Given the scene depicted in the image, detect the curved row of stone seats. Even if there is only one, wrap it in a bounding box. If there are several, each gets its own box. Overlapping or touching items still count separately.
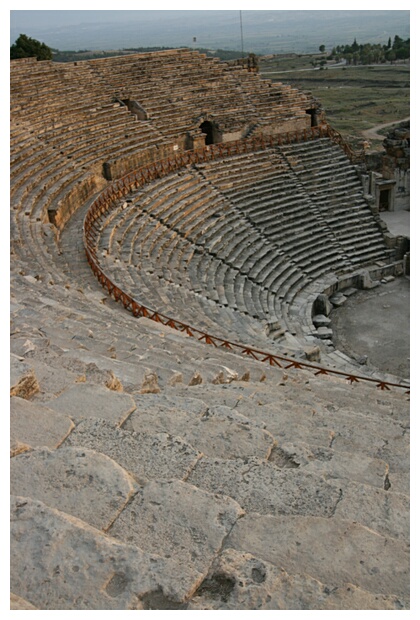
[11,104,167,176]
[98,230,276,347]
[86,50,313,142]
[92,139,395,345]
[10,59,171,181]
[91,190,275,345]
[199,141,390,269]
[92,156,325,337]
[93,167,308,333]
[196,149,353,281]
[11,73,170,279]
[280,139,390,265]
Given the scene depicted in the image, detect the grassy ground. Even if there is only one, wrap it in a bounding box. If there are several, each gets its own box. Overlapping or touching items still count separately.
[259,56,410,151]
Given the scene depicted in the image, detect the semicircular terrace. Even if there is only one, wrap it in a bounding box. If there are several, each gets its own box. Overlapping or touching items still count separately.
[10,51,409,611]
[84,129,405,386]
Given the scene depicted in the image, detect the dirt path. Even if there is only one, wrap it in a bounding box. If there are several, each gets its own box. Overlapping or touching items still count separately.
[362,117,409,141]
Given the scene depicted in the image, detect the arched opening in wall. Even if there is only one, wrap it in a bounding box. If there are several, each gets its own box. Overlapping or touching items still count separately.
[200,121,215,145]
[306,108,318,128]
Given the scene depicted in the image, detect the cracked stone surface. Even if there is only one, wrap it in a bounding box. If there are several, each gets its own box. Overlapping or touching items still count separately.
[128,398,275,459]
[10,396,74,456]
[64,417,201,483]
[44,383,136,424]
[330,479,409,541]
[186,548,407,610]
[274,441,390,488]
[244,399,409,470]
[10,495,166,610]
[10,447,137,530]
[108,479,244,601]
[227,513,409,603]
[187,456,342,517]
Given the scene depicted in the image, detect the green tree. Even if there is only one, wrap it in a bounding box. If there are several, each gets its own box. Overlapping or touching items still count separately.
[393,35,403,49]
[10,34,52,61]
[386,49,397,64]
[351,38,359,52]
[319,44,325,53]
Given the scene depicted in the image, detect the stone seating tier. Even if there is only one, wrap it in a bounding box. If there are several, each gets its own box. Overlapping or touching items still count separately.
[10,53,408,610]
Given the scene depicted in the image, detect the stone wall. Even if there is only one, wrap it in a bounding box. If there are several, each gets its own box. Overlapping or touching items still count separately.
[382,121,410,211]
[365,121,410,212]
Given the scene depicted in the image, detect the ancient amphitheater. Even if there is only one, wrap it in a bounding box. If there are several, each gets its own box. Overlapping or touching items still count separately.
[10,49,410,610]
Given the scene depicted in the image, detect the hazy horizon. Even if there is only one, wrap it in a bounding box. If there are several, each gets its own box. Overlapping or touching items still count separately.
[10,10,410,55]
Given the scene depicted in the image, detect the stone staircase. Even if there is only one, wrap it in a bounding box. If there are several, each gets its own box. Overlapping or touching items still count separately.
[11,326,409,609]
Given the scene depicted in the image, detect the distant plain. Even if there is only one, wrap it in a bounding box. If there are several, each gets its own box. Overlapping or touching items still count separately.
[259,56,409,150]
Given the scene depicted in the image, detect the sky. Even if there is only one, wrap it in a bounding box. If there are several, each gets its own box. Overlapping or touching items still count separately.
[8,7,410,54]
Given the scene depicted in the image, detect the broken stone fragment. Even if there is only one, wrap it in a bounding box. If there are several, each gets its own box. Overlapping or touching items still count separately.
[342,287,358,297]
[212,370,225,384]
[330,293,347,307]
[189,371,203,386]
[221,366,239,383]
[312,314,331,327]
[10,356,39,399]
[168,371,183,386]
[105,370,124,392]
[304,345,321,362]
[315,326,333,339]
[140,371,161,394]
[314,293,333,316]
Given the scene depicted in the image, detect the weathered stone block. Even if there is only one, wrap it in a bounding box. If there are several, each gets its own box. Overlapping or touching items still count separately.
[227,513,409,602]
[128,398,275,460]
[10,396,74,456]
[11,447,137,530]
[64,418,201,483]
[109,480,244,601]
[45,383,136,425]
[10,496,165,610]
[187,456,342,517]
[187,548,406,610]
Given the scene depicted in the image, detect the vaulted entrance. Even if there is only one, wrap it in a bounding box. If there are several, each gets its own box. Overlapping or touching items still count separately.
[200,121,215,145]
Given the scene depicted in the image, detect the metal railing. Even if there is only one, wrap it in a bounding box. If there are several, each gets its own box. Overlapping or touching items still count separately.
[83,128,408,394]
